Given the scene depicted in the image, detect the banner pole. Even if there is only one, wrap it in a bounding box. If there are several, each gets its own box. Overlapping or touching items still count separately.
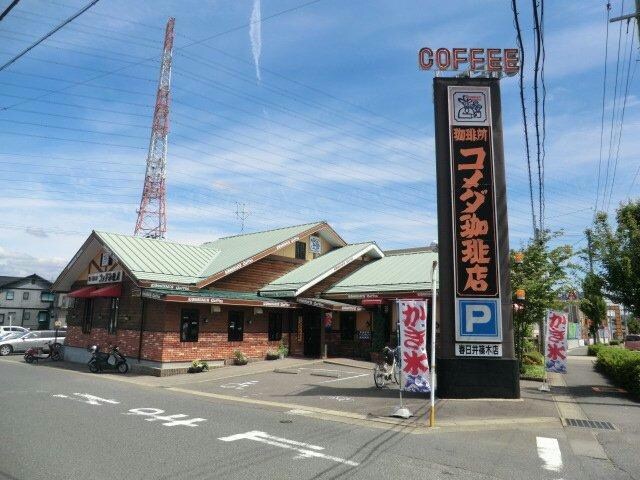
[429,260,438,427]
[539,311,550,392]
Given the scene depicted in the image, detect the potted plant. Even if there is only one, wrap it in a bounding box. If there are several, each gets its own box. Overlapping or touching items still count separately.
[188,359,209,373]
[277,340,289,359]
[233,349,248,365]
[265,350,279,360]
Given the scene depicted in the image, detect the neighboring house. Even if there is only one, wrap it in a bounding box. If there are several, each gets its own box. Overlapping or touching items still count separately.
[0,274,55,329]
[52,221,437,373]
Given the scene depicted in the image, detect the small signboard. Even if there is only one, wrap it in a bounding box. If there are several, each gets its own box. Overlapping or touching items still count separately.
[87,270,122,285]
[309,235,322,254]
[54,319,62,329]
[545,311,568,374]
[455,343,502,357]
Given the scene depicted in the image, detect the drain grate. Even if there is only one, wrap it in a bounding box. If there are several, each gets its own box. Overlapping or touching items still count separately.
[563,418,616,430]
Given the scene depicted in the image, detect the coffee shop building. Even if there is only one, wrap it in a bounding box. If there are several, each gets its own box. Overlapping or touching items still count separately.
[53,221,437,373]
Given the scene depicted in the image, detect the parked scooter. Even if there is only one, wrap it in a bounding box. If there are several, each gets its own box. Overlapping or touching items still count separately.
[87,345,128,374]
[24,342,63,363]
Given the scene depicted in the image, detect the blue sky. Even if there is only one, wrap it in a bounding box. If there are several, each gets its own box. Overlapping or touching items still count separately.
[0,0,638,280]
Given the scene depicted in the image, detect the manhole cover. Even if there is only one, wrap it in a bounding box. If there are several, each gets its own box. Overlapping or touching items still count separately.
[563,418,616,430]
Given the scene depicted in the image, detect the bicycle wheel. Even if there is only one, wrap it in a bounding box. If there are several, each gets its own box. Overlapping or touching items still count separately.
[393,362,402,385]
[373,364,387,388]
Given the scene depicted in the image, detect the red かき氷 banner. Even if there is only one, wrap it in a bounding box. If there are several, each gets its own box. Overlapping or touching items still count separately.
[397,300,431,393]
[545,311,568,374]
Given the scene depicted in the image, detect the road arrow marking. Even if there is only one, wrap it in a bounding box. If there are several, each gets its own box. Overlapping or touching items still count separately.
[218,430,358,466]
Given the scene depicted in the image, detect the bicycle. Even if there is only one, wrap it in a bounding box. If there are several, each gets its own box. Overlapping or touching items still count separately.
[373,346,401,388]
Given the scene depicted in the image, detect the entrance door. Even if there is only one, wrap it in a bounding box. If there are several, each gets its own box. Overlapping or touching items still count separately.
[303,309,321,357]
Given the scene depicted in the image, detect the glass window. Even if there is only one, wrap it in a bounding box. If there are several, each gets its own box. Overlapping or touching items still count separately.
[295,241,306,260]
[40,292,54,302]
[23,292,29,300]
[228,311,244,341]
[23,312,30,321]
[340,312,356,341]
[82,299,93,334]
[0,314,3,324]
[268,312,283,341]
[107,298,119,335]
[5,291,14,300]
[180,309,199,342]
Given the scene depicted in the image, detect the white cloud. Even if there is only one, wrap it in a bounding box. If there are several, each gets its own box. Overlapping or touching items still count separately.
[249,0,262,82]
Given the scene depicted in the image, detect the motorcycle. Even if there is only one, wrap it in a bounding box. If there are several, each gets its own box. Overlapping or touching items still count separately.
[24,342,63,363]
[87,345,128,374]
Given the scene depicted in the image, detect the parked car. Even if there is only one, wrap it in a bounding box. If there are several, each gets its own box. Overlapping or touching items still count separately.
[0,330,66,356]
[0,332,24,341]
[0,326,29,336]
[624,334,640,351]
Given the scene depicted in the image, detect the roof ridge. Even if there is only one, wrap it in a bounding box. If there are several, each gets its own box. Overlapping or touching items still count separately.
[208,221,325,242]
[95,231,219,250]
[385,251,437,256]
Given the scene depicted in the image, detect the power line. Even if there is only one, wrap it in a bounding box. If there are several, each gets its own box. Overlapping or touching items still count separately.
[606,18,636,211]
[0,0,21,21]
[511,0,537,234]
[0,0,101,72]
[532,0,544,231]
[595,2,612,215]
[602,0,626,211]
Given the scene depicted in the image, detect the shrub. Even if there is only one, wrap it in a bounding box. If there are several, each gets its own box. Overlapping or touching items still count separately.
[277,340,289,357]
[522,350,544,365]
[265,350,279,360]
[188,359,209,373]
[233,349,248,365]
[595,346,640,397]
[609,339,621,346]
[588,343,605,356]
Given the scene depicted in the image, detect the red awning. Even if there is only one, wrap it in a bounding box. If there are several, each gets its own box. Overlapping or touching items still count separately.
[89,284,122,298]
[361,298,383,306]
[68,286,96,298]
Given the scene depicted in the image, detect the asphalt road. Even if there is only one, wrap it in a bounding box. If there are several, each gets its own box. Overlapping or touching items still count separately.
[0,356,636,480]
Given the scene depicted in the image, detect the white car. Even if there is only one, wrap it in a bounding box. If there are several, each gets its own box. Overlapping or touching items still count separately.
[0,330,66,356]
[0,326,29,336]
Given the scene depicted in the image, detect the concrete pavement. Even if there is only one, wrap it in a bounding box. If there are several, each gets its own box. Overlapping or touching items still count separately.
[0,356,626,480]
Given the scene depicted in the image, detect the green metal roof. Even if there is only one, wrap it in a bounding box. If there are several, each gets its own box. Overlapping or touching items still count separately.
[324,251,438,294]
[95,231,220,284]
[198,221,326,278]
[260,242,383,296]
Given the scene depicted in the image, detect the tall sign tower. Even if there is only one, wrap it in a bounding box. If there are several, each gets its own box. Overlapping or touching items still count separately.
[134,17,175,239]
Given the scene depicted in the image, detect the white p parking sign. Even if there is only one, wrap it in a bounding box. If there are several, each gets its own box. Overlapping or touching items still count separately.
[455,298,502,342]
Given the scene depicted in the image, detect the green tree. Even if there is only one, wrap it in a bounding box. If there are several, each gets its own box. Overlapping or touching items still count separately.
[510,230,574,364]
[579,272,607,341]
[627,319,640,335]
[591,201,640,318]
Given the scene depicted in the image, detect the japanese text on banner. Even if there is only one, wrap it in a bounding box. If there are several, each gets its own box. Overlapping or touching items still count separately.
[545,311,568,374]
[398,300,430,393]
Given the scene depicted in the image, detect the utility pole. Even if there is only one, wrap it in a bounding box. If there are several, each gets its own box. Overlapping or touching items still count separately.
[610,0,640,43]
[586,228,594,273]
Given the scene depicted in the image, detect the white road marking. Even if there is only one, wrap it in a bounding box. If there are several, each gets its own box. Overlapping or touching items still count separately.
[287,409,312,416]
[536,436,563,472]
[52,393,120,406]
[220,380,259,390]
[126,408,206,427]
[321,395,354,402]
[318,373,368,384]
[218,430,359,466]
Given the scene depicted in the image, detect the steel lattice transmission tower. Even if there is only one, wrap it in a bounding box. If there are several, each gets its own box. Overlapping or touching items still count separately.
[134,17,175,238]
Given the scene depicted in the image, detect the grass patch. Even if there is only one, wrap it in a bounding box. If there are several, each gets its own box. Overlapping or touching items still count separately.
[520,364,545,381]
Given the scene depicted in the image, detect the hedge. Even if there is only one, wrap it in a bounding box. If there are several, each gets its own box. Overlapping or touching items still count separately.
[587,343,605,356]
[595,346,640,397]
